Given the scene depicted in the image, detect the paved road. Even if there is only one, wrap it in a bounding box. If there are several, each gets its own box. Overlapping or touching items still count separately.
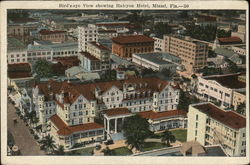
[7,102,45,155]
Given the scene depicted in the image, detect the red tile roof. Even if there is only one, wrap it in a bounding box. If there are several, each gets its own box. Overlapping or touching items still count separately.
[89,42,110,51]
[50,114,104,136]
[53,56,80,67]
[8,72,32,79]
[98,29,117,33]
[112,35,154,44]
[8,63,32,79]
[104,108,132,117]
[218,37,242,44]
[80,52,100,61]
[139,110,187,120]
[36,77,173,105]
[39,29,66,35]
[193,103,246,129]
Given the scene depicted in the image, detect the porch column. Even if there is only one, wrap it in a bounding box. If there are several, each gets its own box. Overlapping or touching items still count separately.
[107,118,110,134]
[104,118,106,131]
[114,118,117,133]
[122,117,125,125]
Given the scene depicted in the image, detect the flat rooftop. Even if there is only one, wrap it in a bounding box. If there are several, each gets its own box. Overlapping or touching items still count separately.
[204,73,246,89]
[133,52,181,65]
[112,35,154,44]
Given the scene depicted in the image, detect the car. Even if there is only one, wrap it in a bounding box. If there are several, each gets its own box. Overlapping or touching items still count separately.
[104,140,114,145]
[95,144,101,150]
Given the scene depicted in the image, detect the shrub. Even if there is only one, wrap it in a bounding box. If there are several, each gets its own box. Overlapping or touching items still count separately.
[34,134,39,140]
[29,129,34,134]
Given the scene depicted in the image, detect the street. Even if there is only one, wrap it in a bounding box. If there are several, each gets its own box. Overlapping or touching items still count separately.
[7,102,45,155]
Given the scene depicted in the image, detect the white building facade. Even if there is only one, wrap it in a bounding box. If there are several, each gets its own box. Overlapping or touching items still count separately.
[78,24,98,52]
[187,103,246,156]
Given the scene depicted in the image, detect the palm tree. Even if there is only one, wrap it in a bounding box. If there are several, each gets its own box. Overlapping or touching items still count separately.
[39,135,57,154]
[54,145,65,155]
[122,114,151,152]
[161,130,176,147]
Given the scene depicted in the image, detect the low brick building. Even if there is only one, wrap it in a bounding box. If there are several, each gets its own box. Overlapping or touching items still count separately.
[112,35,154,59]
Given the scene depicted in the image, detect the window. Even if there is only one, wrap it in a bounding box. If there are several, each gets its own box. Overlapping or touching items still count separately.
[196,115,198,120]
[243,133,245,137]
[117,97,119,101]
[75,105,77,109]
[196,122,198,128]
[195,130,197,136]
[79,111,82,116]
[86,111,88,115]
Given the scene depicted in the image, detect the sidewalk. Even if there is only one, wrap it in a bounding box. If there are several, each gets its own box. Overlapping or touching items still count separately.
[7,103,45,155]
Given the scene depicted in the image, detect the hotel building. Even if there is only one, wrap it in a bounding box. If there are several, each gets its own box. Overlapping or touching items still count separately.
[187,103,246,156]
[33,77,181,148]
[164,35,208,73]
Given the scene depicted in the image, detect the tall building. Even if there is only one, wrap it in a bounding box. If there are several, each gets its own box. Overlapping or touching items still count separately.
[78,24,98,52]
[187,102,246,156]
[164,35,208,73]
[112,35,154,59]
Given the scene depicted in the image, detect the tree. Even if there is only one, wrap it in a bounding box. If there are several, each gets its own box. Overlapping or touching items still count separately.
[178,90,200,110]
[225,59,239,73]
[160,68,173,77]
[154,22,172,38]
[39,135,57,154]
[141,68,157,77]
[102,146,114,156]
[122,114,152,152]
[208,49,217,58]
[199,66,223,76]
[33,60,53,78]
[25,110,38,127]
[54,145,65,155]
[161,130,176,147]
[236,103,245,115]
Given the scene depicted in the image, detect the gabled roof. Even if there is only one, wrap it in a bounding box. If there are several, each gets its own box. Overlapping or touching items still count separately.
[36,77,172,105]
[50,114,104,136]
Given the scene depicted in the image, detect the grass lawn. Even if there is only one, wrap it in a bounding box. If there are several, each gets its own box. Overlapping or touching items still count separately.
[67,147,94,156]
[112,147,132,156]
[142,142,167,151]
[170,129,187,142]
